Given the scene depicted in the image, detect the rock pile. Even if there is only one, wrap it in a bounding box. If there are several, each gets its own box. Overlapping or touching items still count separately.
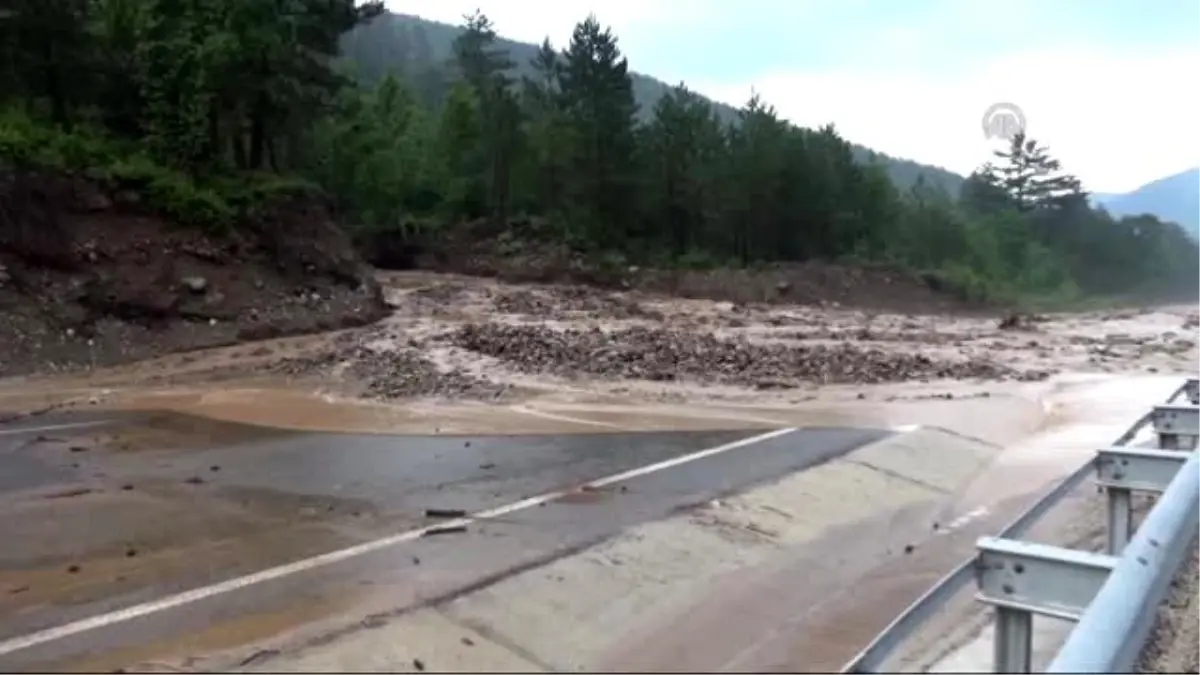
[270,345,509,401]
[448,323,1047,387]
[491,287,662,320]
[350,349,509,400]
[780,327,983,345]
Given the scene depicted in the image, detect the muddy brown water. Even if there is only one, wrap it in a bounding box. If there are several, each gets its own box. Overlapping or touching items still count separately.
[0,273,1193,672]
[0,274,1192,438]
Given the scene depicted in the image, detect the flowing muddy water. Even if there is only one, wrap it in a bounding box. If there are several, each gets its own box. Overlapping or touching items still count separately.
[0,272,1195,672]
[1,271,1194,437]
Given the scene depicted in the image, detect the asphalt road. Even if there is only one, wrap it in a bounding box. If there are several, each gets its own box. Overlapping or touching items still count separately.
[0,410,889,672]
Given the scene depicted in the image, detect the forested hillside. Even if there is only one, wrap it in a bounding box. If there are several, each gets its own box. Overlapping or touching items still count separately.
[1,2,1196,308]
[339,12,966,195]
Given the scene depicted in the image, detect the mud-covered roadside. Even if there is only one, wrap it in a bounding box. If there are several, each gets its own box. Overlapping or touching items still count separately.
[0,170,388,379]
[256,274,1198,399]
[8,271,1194,423]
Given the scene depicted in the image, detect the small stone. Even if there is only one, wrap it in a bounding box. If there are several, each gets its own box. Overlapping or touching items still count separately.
[181,276,208,294]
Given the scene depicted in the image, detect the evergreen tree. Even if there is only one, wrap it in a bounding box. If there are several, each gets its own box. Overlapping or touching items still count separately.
[980,132,1084,212]
[557,15,639,245]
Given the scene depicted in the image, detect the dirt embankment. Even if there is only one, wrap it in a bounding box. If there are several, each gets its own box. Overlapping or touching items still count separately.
[0,170,388,378]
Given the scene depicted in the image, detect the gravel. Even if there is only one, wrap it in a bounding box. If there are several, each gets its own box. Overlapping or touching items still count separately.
[270,344,510,401]
[490,287,663,320]
[447,323,1051,388]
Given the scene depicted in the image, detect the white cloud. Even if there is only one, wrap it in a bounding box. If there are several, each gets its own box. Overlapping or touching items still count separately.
[691,45,1200,193]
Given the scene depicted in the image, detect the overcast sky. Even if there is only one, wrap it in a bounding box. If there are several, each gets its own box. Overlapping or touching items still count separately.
[386,0,1199,193]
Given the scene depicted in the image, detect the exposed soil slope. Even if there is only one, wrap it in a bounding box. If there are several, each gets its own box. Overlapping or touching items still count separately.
[0,170,387,378]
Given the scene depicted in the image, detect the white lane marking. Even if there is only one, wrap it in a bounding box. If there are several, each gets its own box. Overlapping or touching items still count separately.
[937,506,991,535]
[0,420,114,437]
[0,426,797,656]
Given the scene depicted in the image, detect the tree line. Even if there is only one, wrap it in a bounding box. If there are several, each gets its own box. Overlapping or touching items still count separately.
[2,2,1196,303]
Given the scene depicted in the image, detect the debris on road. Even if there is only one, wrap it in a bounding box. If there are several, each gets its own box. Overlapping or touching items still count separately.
[42,487,96,500]
[424,508,468,519]
[423,525,469,537]
[238,649,280,668]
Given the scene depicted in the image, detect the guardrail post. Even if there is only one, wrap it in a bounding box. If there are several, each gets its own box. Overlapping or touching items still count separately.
[1152,404,1198,450]
[1048,450,1200,673]
[840,379,1194,675]
[1105,486,1132,555]
[994,607,1033,673]
[1183,377,1199,405]
[974,537,1118,672]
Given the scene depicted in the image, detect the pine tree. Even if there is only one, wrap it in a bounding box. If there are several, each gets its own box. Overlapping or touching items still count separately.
[557,15,639,245]
[980,132,1084,211]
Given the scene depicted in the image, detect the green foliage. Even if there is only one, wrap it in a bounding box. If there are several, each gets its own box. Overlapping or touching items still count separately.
[341,13,969,195]
[2,0,373,233]
[3,3,1196,305]
[0,106,117,169]
[0,106,321,234]
[307,74,444,232]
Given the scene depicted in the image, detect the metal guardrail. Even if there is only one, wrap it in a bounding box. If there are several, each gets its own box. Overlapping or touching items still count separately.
[843,377,1200,674]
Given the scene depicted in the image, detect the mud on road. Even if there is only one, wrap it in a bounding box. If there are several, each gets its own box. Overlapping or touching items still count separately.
[0,271,1196,674]
[2,271,1195,426]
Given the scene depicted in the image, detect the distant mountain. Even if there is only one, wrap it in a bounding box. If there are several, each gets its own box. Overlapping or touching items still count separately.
[341,12,966,195]
[1093,168,1199,239]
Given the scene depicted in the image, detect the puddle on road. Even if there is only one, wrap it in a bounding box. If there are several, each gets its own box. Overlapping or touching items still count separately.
[92,412,297,453]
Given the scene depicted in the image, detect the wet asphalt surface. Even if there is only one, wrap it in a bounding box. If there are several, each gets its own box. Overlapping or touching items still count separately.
[0,410,889,672]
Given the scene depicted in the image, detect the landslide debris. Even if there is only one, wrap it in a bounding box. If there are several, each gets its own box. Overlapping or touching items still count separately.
[447,323,1050,388]
[270,344,509,401]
